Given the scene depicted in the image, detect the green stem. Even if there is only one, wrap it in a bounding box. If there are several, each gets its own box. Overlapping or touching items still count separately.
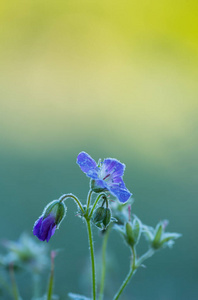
[113,247,155,300]
[86,220,96,300]
[113,246,136,300]
[0,274,12,296]
[47,251,56,300]
[9,264,20,300]
[87,190,93,210]
[99,225,112,300]
[59,194,84,214]
[32,273,40,299]
[89,193,107,219]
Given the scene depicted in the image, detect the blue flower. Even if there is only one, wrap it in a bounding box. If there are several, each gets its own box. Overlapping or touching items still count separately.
[77,151,132,203]
[33,214,56,242]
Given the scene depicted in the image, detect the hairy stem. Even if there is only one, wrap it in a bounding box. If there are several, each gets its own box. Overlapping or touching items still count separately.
[86,219,96,300]
[99,225,112,300]
[59,194,84,214]
[87,190,93,210]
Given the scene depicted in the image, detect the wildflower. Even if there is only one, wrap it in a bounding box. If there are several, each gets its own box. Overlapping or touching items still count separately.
[77,151,132,203]
[33,200,66,242]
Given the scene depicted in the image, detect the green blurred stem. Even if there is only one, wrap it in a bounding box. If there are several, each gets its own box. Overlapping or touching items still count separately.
[32,273,40,299]
[113,246,136,300]
[86,219,96,300]
[0,274,12,296]
[89,193,107,219]
[47,252,56,300]
[59,194,84,214]
[9,264,20,300]
[99,225,112,300]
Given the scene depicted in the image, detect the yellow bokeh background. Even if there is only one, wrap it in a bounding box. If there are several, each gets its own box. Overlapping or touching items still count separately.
[1,1,198,168]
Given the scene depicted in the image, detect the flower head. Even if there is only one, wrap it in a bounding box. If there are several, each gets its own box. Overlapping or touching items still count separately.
[77,151,132,203]
[33,200,66,242]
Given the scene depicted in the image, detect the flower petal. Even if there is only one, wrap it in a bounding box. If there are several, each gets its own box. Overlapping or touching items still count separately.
[33,216,43,236]
[102,159,125,178]
[46,224,56,242]
[77,152,98,178]
[109,185,132,203]
[110,177,126,188]
[39,214,56,241]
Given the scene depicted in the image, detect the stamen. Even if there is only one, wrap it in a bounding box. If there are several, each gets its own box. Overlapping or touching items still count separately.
[128,205,131,222]
[103,174,111,180]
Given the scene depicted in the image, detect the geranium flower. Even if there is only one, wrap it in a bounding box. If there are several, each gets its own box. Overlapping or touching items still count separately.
[77,151,132,203]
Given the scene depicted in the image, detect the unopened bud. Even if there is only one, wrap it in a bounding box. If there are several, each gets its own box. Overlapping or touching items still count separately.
[125,217,142,246]
[43,200,66,227]
[103,208,111,228]
[92,207,106,223]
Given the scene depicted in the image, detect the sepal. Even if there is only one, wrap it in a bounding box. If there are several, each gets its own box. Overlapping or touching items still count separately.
[92,207,106,224]
[114,216,142,247]
[43,200,66,227]
[90,179,106,193]
[125,216,141,247]
[102,208,111,228]
[92,207,112,230]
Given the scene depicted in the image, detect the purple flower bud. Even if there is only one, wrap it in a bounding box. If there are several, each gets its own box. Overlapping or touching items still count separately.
[33,200,66,242]
[33,214,56,242]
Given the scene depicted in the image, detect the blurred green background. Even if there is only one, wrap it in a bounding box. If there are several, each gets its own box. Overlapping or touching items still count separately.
[0,0,197,299]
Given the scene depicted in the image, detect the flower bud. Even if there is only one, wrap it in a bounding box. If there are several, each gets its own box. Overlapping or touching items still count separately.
[152,223,163,249]
[102,208,111,228]
[124,217,141,247]
[92,207,106,224]
[33,200,66,242]
[147,220,182,250]
[43,200,66,227]
[125,222,134,245]
[92,207,112,230]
